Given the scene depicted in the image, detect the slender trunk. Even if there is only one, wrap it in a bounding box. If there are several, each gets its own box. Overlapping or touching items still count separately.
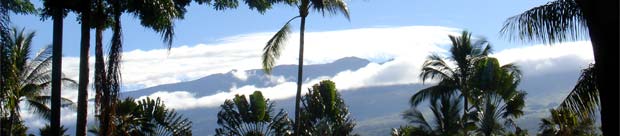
[575,0,619,135]
[75,0,91,135]
[50,4,64,135]
[463,90,468,135]
[294,16,306,136]
[0,12,5,135]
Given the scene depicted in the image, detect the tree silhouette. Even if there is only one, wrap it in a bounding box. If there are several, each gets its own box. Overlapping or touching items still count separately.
[469,57,526,136]
[410,31,491,134]
[86,0,192,134]
[501,0,618,134]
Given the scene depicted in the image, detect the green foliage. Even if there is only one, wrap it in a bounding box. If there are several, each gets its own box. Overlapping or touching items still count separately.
[412,30,492,108]
[262,16,296,74]
[469,57,527,136]
[401,94,465,136]
[558,64,598,121]
[299,80,356,136]
[538,108,600,136]
[215,90,292,136]
[39,125,69,136]
[0,0,35,15]
[0,28,75,135]
[90,97,192,136]
[411,31,526,136]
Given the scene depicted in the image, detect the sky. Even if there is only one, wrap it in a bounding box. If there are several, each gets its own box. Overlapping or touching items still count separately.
[8,0,599,135]
[11,0,551,57]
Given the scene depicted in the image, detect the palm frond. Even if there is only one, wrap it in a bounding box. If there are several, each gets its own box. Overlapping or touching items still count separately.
[420,54,455,83]
[410,80,457,106]
[310,0,350,20]
[558,64,598,120]
[500,63,522,82]
[500,0,587,44]
[262,16,298,74]
[402,108,433,132]
[25,98,51,120]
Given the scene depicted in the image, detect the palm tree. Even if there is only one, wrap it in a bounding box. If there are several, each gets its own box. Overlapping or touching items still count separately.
[469,57,525,136]
[538,108,599,136]
[88,0,191,134]
[557,64,598,121]
[0,0,34,135]
[260,0,350,133]
[410,31,491,134]
[215,91,292,135]
[1,28,76,135]
[89,97,192,135]
[298,80,356,136]
[74,0,92,134]
[402,94,464,136]
[41,0,78,133]
[500,0,618,134]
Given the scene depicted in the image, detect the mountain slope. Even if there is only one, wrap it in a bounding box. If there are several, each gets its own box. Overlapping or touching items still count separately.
[123,56,371,98]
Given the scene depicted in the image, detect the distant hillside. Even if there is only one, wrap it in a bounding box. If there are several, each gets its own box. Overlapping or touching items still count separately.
[122,56,371,98]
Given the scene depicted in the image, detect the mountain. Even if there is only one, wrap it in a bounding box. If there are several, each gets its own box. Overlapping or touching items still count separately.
[121,56,418,135]
[114,56,588,136]
[123,56,371,98]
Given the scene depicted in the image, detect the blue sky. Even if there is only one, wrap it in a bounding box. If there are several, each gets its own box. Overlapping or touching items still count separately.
[11,0,549,57]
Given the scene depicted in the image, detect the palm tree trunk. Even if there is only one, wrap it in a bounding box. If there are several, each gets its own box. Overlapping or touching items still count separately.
[76,0,91,135]
[575,0,619,135]
[50,5,64,135]
[294,16,306,136]
[0,11,6,135]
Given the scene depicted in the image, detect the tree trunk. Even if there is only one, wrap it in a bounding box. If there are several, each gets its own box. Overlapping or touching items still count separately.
[75,0,91,135]
[50,4,64,136]
[575,0,619,136]
[294,16,306,136]
[0,10,5,135]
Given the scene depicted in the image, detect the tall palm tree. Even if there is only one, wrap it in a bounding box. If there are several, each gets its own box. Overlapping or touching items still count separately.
[41,0,78,133]
[215,91,292,135]
[1,28,76,135]
[538,108,599,136]
[0,0,34,135]
[402,94,464,136]
[500,0,618,134]
[74,0,92,134]
[88,0,191,134]
[557,64,598,121]
[260,0,350,133]
[410,31,491,134]
[298,80,356,136]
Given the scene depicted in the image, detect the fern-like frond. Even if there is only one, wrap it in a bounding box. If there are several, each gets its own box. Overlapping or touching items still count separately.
[262,16,299,74]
